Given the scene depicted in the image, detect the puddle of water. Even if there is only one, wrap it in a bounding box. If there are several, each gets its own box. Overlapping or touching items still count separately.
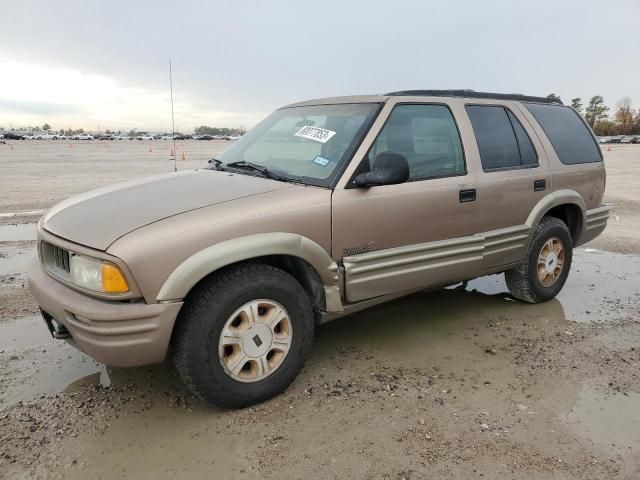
[465,248,640,323]
[0,209,45,218]
[562,384,640,454]
[0,223,37,241]
[0,315,109,406]
[316,279,569,371]
[0,250,35,276]
[0,315,52,351]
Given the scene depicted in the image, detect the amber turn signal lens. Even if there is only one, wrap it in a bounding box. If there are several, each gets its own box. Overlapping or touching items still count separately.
[101,263,130,293]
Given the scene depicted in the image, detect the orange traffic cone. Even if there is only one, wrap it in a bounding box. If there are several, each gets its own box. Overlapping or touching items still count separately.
[181,151,187,161]
[170,148,175,156]
[607,145,611,151]
[148,145,152,153]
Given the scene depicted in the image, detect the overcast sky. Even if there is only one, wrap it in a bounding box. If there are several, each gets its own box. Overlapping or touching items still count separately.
[1,0,638,132]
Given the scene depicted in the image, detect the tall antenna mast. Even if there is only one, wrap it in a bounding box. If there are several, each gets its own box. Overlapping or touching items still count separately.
[169,59,177,172]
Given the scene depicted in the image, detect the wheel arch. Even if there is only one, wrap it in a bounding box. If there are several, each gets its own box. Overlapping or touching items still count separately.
[526,190,586,245]
[156,233,343,313]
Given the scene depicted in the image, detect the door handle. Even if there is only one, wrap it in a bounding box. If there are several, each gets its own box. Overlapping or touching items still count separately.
[459,189,476,203]
[534,179,546,192]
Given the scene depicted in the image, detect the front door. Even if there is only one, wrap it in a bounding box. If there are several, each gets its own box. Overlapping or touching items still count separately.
[332,102,483,302]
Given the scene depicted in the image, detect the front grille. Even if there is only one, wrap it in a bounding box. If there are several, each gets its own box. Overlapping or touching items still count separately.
[41,241,71,280]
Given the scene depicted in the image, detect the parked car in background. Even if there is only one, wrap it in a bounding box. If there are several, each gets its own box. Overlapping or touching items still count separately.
[28,90,609,408]
[136,134,155,140]
[172,134,192,140]
[35,132,61,140]
[197,134,213,140]
[3,132,28,140]
[620,136,634,144]
[114,134,131,140]
[72,134,94,140]
[631,136,640,144]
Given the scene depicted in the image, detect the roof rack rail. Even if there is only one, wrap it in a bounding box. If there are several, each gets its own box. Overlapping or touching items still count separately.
[384,90,562,105]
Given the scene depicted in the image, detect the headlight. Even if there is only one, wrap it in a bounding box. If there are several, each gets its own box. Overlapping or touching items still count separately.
[69,254,130,294]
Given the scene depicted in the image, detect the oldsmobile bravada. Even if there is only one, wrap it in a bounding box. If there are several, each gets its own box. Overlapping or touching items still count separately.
[29,90,609,407]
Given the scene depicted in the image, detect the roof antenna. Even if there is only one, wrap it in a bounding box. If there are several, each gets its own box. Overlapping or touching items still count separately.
[169,59,177,172]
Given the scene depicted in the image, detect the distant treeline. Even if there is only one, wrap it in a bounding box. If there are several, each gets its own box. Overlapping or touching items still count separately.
[547,94,639,136]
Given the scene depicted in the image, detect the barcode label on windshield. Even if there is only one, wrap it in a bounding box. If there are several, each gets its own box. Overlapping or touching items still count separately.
[294,126,336,143]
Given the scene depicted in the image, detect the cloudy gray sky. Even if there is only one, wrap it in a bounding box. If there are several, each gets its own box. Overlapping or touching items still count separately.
[1,0,638,132]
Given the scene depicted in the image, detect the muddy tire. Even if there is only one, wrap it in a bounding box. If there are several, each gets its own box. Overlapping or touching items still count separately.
[173,263,314,408]
[505,216,573,303]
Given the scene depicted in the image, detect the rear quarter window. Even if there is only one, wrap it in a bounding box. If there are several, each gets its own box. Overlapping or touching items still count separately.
[524,103,602,165]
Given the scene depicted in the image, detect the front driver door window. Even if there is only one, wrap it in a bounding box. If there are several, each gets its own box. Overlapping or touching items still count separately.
[332,103,483,302]
[368,104,466,180]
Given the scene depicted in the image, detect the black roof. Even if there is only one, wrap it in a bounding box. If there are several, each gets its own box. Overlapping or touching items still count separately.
[384,90,562,105]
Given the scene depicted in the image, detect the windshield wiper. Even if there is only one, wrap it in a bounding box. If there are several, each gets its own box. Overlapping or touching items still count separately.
[225,161,283,181]
[211,159,308,186]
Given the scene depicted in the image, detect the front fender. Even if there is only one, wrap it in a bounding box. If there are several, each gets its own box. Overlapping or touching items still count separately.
[156,232,341,305]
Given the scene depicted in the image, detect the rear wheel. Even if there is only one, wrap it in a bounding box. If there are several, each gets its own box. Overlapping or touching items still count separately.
[505,216,573,303]
[173,263,314,408]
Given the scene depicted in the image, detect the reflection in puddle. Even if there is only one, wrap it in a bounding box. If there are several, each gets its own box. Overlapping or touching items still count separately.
[562,384,640,453]
[0,223,37,241]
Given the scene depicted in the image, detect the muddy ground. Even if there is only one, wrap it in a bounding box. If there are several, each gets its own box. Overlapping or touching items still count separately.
[0,141,639,479]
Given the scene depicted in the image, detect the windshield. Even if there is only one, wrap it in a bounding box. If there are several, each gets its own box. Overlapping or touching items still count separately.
[216,103,379,187]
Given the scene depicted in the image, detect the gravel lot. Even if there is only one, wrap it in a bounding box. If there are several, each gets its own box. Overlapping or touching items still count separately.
[1,141,639,479]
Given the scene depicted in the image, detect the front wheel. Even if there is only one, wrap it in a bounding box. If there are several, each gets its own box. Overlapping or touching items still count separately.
[173,264,314,408]
[505,216,573,303]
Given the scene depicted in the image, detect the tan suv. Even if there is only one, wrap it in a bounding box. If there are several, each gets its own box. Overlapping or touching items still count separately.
[28,90,609,408]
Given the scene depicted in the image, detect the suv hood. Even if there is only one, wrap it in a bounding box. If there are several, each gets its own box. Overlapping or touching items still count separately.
[42,170,292,250]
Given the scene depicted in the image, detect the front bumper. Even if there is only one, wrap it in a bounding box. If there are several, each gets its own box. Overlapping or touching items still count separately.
[28,258,183,367]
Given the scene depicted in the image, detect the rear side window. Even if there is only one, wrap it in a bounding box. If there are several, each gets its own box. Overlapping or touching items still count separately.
[466,105,538,171]
[524,103,602,165]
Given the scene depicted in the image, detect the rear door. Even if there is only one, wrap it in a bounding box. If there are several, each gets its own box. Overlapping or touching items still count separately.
[332,99,484,302]
[463,101,551,270]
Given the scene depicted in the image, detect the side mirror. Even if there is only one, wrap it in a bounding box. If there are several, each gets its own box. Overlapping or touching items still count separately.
[353,152,410,187]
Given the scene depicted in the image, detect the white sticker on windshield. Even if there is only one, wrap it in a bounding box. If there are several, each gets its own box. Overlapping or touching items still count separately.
[294,126,336,143]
